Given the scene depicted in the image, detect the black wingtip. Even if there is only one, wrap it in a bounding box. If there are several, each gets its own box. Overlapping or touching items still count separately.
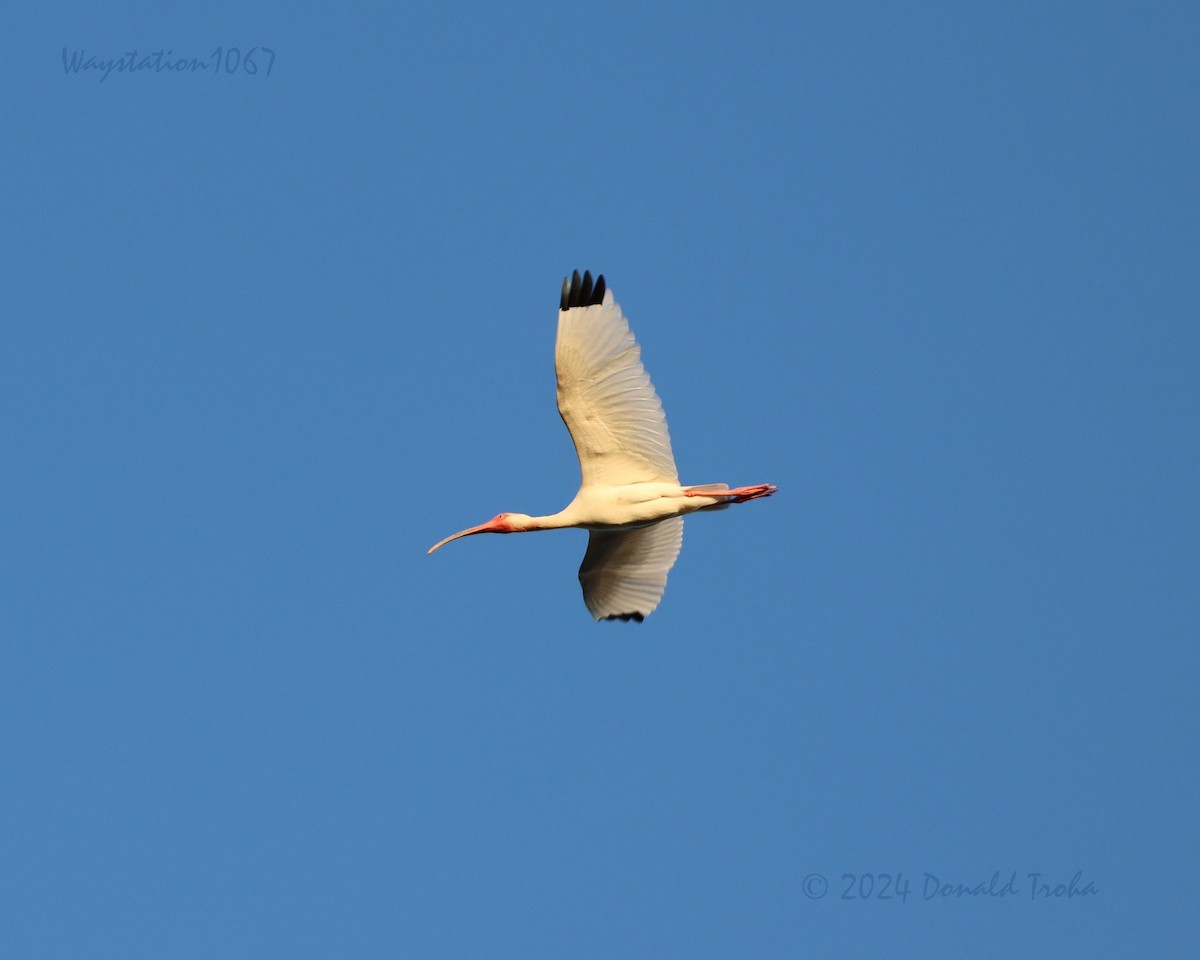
[560,269,607,310]
[602,611,645,623]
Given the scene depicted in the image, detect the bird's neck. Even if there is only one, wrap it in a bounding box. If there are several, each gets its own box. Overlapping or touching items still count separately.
[509,508,579,532]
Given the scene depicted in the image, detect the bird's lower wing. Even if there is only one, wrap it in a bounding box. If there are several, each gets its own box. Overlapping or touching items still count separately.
[578,517,684,622]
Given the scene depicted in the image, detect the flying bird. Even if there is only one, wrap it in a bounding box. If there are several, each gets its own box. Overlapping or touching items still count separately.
[428,270,776,621]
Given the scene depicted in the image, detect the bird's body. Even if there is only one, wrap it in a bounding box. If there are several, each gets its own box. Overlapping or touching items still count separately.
[507,482,732,532]
[428,270,776,621]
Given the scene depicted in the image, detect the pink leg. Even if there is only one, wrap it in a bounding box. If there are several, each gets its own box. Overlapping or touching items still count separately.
[685,483,777,503]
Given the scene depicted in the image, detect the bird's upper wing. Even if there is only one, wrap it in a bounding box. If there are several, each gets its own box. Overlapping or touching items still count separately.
[556,271,679,487]
[578,517,684,621]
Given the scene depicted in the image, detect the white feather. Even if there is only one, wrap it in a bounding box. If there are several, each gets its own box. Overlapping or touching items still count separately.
[578,517,684,621]
[556,289,679,487]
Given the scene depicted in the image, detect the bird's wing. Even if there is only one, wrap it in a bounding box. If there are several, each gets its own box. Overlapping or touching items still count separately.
[578,517,684,622]
[556,271,679,487]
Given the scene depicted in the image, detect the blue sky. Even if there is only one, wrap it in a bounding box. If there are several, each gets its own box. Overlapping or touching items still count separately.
[3,2,1197,956]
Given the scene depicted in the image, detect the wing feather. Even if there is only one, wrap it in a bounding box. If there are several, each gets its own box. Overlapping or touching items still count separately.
[578,517,684,622]
[556,272,679,487]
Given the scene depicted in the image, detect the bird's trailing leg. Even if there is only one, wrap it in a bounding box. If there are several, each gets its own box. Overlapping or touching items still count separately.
[685,483,777,503]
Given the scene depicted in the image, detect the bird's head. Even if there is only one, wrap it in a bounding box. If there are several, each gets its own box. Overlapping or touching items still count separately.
[427,513,535,554]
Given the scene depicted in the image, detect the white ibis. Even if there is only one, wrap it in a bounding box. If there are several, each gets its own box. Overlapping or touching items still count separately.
[428,270,776,621]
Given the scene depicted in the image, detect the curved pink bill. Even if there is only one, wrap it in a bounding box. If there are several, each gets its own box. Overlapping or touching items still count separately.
[426,518,505,555]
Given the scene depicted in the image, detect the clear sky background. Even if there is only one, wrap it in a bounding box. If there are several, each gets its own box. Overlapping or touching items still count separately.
[3,2,1197,957]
